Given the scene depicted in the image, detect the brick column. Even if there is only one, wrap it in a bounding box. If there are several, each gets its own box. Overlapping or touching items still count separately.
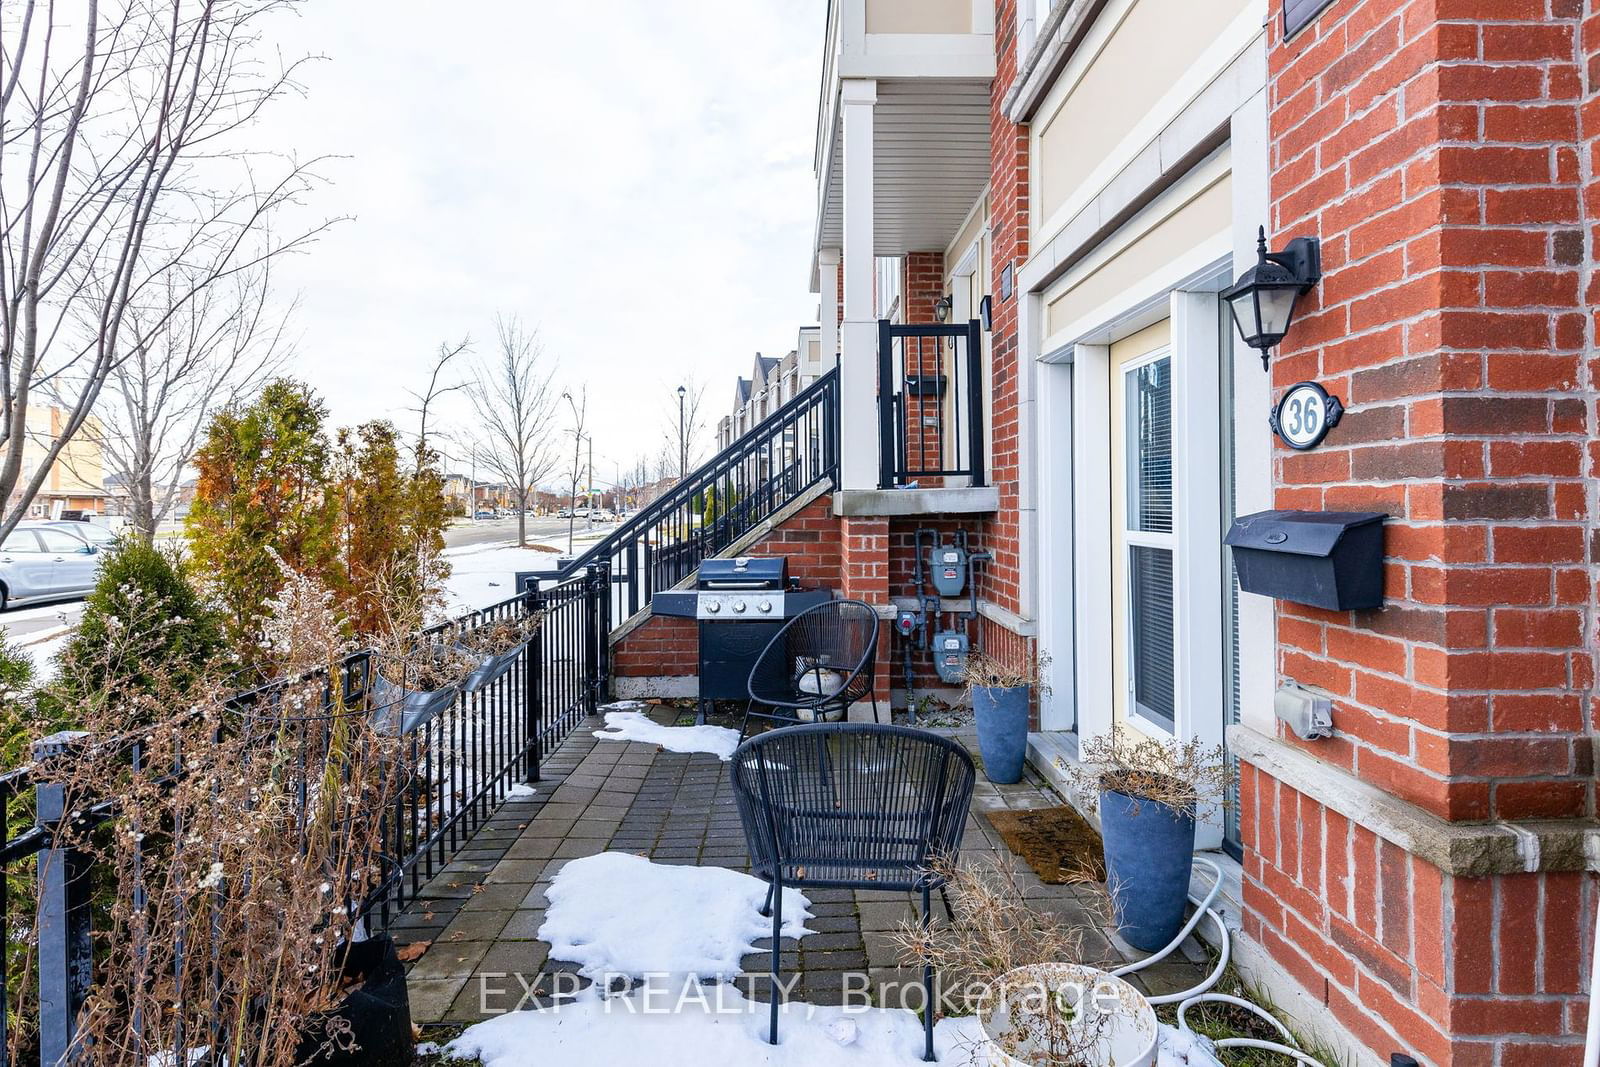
[1243,1,1598,1062]
[839,515,891,705]
[902,251,949,480]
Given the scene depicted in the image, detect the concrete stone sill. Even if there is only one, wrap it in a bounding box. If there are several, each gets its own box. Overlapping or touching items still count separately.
[832,486,1000,517]
[1230,724,1600,877]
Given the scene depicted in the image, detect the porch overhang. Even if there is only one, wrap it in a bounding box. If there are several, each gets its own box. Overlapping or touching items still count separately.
[809,0,996,289]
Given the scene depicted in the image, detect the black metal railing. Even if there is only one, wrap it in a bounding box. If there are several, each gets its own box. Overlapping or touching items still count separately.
[877,319,985,489]
[558,367,839,624]
[0,565,610,1066]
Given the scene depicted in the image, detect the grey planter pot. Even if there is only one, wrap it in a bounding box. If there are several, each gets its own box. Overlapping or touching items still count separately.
[460,642,526,694]
[369,674,460,734]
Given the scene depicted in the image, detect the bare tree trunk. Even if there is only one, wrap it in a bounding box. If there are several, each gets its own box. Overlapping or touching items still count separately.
[0,1,338,538]
[466,317,560,549]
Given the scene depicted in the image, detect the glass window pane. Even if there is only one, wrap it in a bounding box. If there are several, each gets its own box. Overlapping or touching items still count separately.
[3,532,39,553]
[1130,544,1176,731]
[36,529,85,552]
[1125,356,1172,533]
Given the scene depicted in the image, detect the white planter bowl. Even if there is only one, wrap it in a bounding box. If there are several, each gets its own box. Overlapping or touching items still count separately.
[979,964,1157,1067]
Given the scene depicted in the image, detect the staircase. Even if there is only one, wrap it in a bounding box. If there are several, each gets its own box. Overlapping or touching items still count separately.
[556,368,840,628]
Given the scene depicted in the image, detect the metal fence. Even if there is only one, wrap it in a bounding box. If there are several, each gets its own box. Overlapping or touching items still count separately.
[558,368,839,625]
[0,566,610,1065]
[877,319,986,489]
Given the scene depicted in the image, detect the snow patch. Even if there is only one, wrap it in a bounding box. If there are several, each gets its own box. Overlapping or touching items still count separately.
[443,983,980,1067]
[539,852,809,982]
[506,783,537,798]
[592,710,740,761]
[441,541,558,614]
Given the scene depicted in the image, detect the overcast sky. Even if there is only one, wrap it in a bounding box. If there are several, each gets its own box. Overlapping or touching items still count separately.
[255,1,820,487]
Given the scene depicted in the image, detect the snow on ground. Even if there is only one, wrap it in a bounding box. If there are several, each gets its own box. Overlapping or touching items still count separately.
[593,708,741,761]
[19,631,70,685]
[445,850,978,1067]
[539,852,811,982]
[442,983,981,1067]
[442,540,560,614]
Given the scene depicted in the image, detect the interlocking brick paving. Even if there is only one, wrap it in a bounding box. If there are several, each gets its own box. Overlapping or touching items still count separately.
[396,707,1209,1030]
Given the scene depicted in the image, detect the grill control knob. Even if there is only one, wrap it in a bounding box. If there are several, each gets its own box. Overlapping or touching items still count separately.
[705,601,721,614]
[733,600,747,614]
[758,600,773,613]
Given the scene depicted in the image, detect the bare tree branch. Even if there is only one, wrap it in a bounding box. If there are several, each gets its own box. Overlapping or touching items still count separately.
[465,316,559,548]
[0,0,342,538]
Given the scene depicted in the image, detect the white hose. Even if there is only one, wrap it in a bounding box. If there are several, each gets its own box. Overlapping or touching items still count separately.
[1111,858,1333,1066]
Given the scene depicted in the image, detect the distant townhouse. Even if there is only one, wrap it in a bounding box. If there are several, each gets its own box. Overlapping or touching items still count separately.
[7,407,107,518]
[595,3,1599,1064]
[715,328,827,450]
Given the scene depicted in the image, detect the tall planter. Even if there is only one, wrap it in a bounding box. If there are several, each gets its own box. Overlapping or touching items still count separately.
[1098,790,1195,952]
[295,935,415,1066]
[973,684,1030,784]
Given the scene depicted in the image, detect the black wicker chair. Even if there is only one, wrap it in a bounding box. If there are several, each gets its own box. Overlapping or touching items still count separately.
[741,598,880,739]
[731,723,977,1060]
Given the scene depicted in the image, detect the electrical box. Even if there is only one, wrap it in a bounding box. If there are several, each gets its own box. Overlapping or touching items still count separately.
[1225,510,1386,611]
[929,545,966,597]
[932,630,969,684]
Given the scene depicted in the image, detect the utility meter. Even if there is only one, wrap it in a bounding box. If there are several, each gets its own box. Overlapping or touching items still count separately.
[894,608,922,637]
[932,630,970,683]
[930,544,966,597]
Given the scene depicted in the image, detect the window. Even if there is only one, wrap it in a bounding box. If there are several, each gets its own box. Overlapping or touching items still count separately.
[36,529,86,553]
[1123,352,1177,732]
[2,531,40,553]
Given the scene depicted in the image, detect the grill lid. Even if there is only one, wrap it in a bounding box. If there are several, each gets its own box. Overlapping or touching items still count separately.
[697,555,787,589]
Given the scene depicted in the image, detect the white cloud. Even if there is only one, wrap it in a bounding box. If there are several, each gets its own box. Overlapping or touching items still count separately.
[250,1,823,479]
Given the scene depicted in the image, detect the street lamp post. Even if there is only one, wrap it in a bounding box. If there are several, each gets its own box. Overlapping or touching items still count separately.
[677,384,687,480]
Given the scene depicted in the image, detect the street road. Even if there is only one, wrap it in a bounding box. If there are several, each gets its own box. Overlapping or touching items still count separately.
[0,514,621,644]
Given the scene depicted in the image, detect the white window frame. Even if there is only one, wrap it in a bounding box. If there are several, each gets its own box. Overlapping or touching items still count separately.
[1116,344,1181,737]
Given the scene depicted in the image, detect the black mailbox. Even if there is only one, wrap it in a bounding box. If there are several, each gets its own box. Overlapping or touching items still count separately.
[1225,510,1386,611]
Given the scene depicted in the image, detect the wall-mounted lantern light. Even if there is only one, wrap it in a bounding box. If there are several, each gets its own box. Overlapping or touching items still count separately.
[1222,227,1322,369]
[979,295,993,331]
[933,295,953,323]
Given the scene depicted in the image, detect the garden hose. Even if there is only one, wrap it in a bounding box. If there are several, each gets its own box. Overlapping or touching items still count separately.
[1110,858,1334,1067]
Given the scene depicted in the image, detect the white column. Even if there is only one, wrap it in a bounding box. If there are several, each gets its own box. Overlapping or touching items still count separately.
[839,78,877,491]
[818,247,840,366]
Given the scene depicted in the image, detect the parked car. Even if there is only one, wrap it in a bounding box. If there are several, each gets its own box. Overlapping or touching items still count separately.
[474,510,495,520]
[0,524,103,610]
[42,520,120,549]
[557,507,574,519]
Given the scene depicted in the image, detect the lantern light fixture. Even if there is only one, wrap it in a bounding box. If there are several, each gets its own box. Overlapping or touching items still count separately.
[1222,227,1322,369]
[933,295,953,323]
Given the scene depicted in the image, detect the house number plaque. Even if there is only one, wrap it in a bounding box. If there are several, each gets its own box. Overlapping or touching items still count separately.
[1270,380,1344,450]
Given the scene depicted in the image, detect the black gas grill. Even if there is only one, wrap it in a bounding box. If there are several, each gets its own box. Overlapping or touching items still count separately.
[654,556,833,714]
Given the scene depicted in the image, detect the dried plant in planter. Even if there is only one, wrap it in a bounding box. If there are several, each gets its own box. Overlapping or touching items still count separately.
[26,656,411,1065]
[457,612,542,658]
[890,854,1119,1067]
[1062,726,1231,816]
[961,649,1053,698]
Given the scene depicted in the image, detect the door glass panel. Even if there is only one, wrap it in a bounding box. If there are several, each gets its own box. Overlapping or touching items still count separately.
[2,532,39,553]
[1126,358,1172,533]
[1129,543,1176,730]
[36,529,85,552]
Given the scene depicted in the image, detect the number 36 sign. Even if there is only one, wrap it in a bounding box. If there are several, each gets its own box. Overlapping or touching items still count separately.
[1270,381,1345,450]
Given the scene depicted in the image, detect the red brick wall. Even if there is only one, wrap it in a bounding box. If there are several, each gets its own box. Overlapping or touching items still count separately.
[983,0,1030,622]
[1245,0,1599,1062]
[611,498,842,680]
[1267,0,1594,823]
[902,251,950,480]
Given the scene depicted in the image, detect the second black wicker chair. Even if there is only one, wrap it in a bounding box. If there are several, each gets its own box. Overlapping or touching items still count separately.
[741,598,880,738]
[731,723,977,1060]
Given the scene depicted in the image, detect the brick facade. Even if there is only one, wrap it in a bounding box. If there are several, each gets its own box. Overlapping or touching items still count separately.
[1245,0,1599,1061]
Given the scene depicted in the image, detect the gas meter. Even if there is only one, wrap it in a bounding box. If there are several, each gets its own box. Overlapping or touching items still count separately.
[932,629,970,683]
[929,544,967,597]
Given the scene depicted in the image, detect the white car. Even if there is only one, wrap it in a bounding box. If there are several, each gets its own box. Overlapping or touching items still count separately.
[0,523,103,610]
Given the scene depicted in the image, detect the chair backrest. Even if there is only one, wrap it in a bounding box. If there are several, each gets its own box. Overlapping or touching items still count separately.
[730,723,976,887]
[748,598,879,704]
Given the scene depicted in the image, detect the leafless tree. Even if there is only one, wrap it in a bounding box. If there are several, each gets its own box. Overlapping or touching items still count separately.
[561,386,587,555]
[0,0,338,538]
[407,336,469,474]
[466,317,559,547]
[662,373,711,476]
[87,262,291,539]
